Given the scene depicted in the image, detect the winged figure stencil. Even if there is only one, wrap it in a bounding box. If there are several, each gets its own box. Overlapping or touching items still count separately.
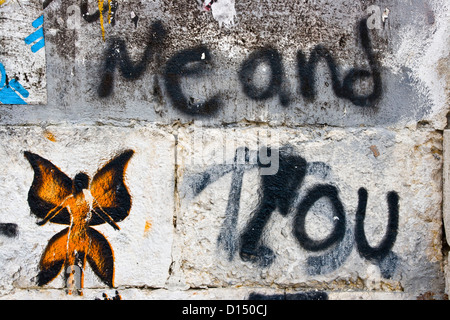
[24,149,134,294]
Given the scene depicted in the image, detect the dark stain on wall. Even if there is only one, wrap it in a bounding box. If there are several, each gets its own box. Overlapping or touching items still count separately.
[248,291,328,300]
[0,223,18,238]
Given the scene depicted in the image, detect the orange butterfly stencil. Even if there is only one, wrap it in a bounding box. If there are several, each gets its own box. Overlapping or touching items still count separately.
[24,150,134,295]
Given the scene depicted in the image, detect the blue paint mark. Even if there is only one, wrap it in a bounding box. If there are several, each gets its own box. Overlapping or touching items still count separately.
[32,15,44,28]
[0,86,27,104]
[0,63,6,89]
[25,15,45,53]
[9,79,29,98]
[0,62,29,105]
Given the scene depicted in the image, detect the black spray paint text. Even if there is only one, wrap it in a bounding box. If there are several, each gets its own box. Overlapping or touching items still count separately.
[97,18,382,115]
[186,146,399,279]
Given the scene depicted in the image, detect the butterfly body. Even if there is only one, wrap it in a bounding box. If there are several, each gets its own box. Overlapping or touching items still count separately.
[24,150,134,294]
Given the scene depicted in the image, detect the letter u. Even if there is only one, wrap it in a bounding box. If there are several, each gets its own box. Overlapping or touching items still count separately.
[355,188,399,262]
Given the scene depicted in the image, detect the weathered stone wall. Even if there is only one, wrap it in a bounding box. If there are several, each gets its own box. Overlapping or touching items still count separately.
[0,0,448,300]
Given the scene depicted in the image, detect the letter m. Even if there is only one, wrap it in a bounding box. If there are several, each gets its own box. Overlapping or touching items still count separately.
[98,21,166,97]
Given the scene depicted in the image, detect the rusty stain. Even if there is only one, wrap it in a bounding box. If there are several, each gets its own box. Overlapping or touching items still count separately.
[417,292,437,300]
[370,145,380,157]
[430,146,442,155]
[437,54,450,107]
[413,137,443,155]
[417,292,449,300]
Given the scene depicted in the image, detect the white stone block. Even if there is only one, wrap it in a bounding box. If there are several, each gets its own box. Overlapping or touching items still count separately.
[0,125,175,295]
[176,126,444,297]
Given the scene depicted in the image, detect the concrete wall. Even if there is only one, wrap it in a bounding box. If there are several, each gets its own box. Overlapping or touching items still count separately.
[0,0,448,300]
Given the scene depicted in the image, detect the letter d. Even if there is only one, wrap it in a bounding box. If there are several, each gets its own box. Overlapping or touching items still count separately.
[227,305,235,314]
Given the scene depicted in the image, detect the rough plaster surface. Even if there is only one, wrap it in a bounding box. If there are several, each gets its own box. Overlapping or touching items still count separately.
[0,0,448,300]
[0,0,446,129]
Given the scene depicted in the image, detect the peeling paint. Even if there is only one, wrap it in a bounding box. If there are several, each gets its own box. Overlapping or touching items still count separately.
[382,8,390,23]
[210,0,237,28]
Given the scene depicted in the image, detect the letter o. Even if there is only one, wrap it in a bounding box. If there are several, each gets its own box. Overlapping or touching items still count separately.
[293,184,346,252]
[238,47,290,106]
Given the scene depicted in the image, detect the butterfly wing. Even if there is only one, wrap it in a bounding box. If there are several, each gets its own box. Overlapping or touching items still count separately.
[24,151,72,225]
[36,227,69,286]
[89,149,134,226]
[87,227,114,287]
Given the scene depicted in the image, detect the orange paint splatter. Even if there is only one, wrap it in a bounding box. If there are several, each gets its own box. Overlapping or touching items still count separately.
[98,0,113,41]
[107,0,112,25]
[98,0,105,40]
[144,220,152,235]
[44,130,56,142]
